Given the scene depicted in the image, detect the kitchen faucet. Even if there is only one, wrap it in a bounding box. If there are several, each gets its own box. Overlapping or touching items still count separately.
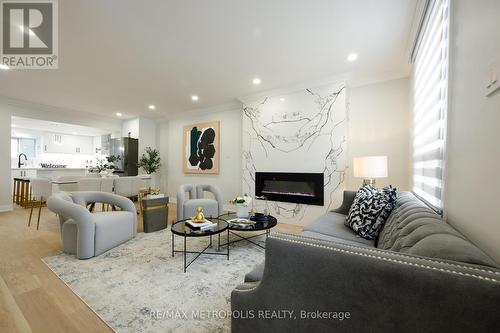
[18,153,27,168]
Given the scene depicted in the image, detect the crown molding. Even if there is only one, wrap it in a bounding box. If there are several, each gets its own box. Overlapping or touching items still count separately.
[163,100,243,121]
[0,95,122,124]
[236,69,410,104]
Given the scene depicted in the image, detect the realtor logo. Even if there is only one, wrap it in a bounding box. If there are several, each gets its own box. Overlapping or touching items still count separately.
[1,0,58,69]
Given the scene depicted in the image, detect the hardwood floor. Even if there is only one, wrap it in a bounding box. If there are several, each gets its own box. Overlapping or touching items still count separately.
[0,203,302,333]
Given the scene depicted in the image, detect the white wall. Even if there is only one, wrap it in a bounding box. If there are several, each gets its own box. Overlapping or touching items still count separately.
[444,0,500,264]
[158,121,169,193]
[162,106,242,204]
[138,117,158,153]
[347,78,410,190]
[0,111,11,211]
[122,118,140,139]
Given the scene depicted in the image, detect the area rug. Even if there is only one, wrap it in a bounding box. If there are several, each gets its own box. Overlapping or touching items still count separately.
[42,228,265,333]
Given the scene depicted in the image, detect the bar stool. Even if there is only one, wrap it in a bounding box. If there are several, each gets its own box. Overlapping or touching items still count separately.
[28,178,53,230]
[100,178,115,211]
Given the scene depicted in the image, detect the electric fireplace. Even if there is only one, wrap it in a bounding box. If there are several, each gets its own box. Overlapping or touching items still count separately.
[255,172,324,206]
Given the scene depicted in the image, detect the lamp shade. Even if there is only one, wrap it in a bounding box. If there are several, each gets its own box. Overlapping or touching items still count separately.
[353,156,388,179]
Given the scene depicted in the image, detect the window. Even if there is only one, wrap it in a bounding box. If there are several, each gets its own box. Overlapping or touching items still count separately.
[11,137,36,158]
[411,0,450,214]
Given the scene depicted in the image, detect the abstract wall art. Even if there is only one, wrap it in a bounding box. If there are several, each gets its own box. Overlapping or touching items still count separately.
[183,121,220,174]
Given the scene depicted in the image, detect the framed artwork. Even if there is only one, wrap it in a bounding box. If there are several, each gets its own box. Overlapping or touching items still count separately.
[183,121,220,174]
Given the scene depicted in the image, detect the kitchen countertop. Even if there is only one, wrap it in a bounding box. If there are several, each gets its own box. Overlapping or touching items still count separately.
[11,168,87,170]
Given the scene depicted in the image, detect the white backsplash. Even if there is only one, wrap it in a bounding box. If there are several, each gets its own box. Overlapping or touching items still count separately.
[12,153,102,168]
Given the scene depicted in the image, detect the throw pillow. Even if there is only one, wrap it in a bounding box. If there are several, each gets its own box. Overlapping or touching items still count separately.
[345,185,397,240]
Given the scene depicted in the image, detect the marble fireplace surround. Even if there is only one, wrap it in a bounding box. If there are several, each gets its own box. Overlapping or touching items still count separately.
[240,82,348,226]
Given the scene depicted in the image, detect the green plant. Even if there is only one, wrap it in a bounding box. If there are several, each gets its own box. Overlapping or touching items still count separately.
[230,194,252,206]
[137,147,161,174]
[106,155,121,164]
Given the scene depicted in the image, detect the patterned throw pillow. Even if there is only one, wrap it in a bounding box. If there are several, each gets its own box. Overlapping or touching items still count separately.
[345,185,397,240]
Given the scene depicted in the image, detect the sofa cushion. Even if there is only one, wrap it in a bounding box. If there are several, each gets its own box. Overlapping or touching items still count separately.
[245,261,265,283]
[345,185,397,240]
[303,212,375,247]
[94,211,135,256]
[183,199,218,219]
[377,192,497,268]
[301,230,375,247]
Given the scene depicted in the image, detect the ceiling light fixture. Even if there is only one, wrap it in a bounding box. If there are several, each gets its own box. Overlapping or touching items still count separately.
[347,53,358,62]
[0,63,9,70]
[116,112,122,117]
[191,95,199,101]
[148,105,156,110]
[252,77,261,85]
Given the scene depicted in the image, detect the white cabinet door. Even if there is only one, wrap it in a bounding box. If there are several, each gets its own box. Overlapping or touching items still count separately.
[42,133,94,154]
[73,135,93,154]
[43,132,68,153]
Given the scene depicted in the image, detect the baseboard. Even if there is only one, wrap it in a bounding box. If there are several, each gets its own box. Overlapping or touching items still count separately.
[0,204,13,212]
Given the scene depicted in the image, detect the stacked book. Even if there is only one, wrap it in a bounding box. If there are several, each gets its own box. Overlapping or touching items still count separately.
[186,220,215,231]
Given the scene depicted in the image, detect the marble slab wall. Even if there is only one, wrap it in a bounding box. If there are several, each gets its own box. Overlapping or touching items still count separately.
[241,82,348,225]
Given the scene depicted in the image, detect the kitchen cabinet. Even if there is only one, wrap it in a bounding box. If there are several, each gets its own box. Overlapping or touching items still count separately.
[42,132,93,154]
[12,169,37,178]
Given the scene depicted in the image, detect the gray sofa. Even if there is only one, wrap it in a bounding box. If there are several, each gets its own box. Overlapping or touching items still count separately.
[231,191,500,332]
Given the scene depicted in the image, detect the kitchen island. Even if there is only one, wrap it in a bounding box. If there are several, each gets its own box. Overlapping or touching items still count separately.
[12,168,88,180]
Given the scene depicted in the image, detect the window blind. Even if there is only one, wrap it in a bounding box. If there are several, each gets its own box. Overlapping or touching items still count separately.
[411,0,449,214]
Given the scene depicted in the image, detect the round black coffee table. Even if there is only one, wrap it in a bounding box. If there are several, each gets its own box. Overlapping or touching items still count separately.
[171,218,229,272]
[218,213,277,249]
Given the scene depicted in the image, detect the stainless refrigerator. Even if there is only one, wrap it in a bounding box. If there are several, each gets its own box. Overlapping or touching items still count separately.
[109,137,139,176]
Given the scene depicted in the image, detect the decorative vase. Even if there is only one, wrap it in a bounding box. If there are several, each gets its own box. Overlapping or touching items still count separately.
[100,169,113,177]
[236,204,249,218]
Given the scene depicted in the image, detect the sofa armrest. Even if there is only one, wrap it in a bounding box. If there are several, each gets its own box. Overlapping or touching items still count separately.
[231,233,500,333]
[330,190,357,215]
[71,191,137,236]
[47,193,96,259]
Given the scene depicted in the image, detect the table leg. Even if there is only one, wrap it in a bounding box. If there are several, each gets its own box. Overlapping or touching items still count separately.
[15,180,21,205]
[171,232,174,257]
[12,180,15,203]
[184,236,187,273]
[210,234,212,247]
[20,181,25,207]
[227,228,230,260]
[218,232,221,252]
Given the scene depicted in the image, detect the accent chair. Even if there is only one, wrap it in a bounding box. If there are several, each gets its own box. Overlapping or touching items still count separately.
[47,191,137,259]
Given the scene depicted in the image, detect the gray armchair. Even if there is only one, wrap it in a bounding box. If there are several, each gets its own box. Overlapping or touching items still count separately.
[47,191,137,259]
[177,184,223,221]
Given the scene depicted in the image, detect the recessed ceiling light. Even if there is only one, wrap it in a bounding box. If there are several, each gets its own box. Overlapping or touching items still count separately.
[148,105,156,110]
[11,124,16,127]
[191,95,199,101]
[252,77,261,85]
[0,63,9,70]
[116,112,122,117]
[279,97,285,102]
[347,53,358,62]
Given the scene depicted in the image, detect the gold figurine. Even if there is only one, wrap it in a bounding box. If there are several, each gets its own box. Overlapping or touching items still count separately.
[191,207,206,223]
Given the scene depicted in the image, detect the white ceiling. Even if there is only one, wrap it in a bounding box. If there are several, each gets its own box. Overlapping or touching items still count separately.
[0,0,417,118]
[11,116,111,136]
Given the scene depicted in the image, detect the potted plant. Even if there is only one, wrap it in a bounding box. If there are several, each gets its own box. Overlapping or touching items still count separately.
[137,147,161,175]
[230,194,252,218]
[95,155,121,177]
